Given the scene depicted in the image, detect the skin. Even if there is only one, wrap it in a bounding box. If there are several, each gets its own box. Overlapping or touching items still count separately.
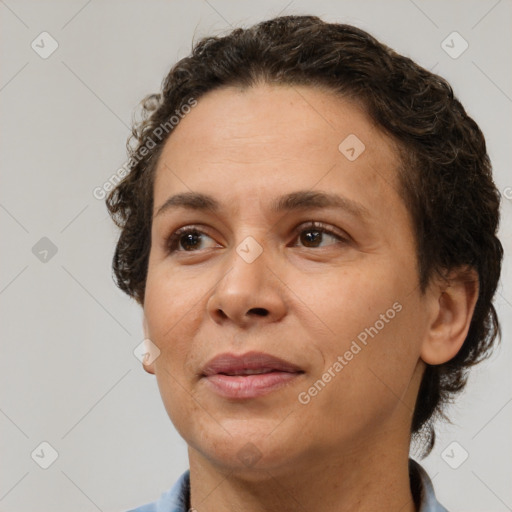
[142,84,478,512]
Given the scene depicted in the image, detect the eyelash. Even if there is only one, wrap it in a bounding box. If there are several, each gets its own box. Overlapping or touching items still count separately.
[166,221,349,253]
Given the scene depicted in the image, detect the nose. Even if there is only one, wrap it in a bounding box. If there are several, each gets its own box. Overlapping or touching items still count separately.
[207,242,287,327]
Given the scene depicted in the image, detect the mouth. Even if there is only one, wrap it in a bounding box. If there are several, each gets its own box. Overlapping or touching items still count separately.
[200,351,305,399]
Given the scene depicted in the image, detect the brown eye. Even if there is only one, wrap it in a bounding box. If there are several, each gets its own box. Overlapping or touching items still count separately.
[294,222,347,248]
[299,229,324,247]
[178,231,202,251]
[167,227,218,252]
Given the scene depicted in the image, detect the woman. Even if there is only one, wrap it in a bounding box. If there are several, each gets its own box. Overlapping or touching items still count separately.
[107,15,502,512]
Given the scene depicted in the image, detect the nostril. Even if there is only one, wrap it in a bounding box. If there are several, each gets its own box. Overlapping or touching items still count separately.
[249,307,269,316]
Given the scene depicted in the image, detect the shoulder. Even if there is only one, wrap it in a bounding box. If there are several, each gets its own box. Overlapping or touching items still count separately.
[409,459,449,512]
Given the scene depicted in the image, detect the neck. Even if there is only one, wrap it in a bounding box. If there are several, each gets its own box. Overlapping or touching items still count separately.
[188,432,416,512]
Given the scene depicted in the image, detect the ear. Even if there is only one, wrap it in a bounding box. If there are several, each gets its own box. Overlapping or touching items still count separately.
[141,313,156,375]
[421,267,479,365]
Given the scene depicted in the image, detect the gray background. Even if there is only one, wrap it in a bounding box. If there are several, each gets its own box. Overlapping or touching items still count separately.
[0,1,511,511]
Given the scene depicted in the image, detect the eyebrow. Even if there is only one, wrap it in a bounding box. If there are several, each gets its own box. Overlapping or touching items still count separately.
[154,190,369,220]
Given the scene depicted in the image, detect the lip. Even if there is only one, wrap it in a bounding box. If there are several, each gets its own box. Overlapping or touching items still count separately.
[200,351,304,399]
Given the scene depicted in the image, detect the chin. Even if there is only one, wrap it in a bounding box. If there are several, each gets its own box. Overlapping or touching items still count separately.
[190,424,306,478]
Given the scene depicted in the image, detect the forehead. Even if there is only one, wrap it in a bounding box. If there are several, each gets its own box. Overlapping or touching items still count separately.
[153,84,403,212]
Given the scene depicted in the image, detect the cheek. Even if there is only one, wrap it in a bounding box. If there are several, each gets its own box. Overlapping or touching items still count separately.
[143,270,207,434]
[143,264,207,379]
[295,257,416,347]
[144,259,205,334]
[294,259,423,419]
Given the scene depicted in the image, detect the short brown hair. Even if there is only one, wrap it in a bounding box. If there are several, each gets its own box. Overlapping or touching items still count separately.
[107,15,503,454]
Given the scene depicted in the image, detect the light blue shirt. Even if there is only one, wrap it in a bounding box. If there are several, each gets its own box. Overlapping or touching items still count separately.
[127,459,447,512]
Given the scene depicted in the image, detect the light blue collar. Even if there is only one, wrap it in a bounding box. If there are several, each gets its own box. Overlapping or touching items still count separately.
[127,459,448,511]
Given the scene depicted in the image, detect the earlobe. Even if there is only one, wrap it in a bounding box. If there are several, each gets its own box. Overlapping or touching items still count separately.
[143,356,156,375]
[420,268,479,365]
[142,313,157,375]
[142,339,157,375]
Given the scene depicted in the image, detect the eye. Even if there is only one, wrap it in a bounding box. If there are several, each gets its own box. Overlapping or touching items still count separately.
[167,226,220,252]
[166,222,348,253]
[292,222,348,248]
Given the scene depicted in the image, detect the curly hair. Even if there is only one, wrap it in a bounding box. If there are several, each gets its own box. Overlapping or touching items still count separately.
[106,15,503,454]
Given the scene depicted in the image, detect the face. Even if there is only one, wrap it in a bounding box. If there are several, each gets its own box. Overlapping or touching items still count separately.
[143,84,431,476]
